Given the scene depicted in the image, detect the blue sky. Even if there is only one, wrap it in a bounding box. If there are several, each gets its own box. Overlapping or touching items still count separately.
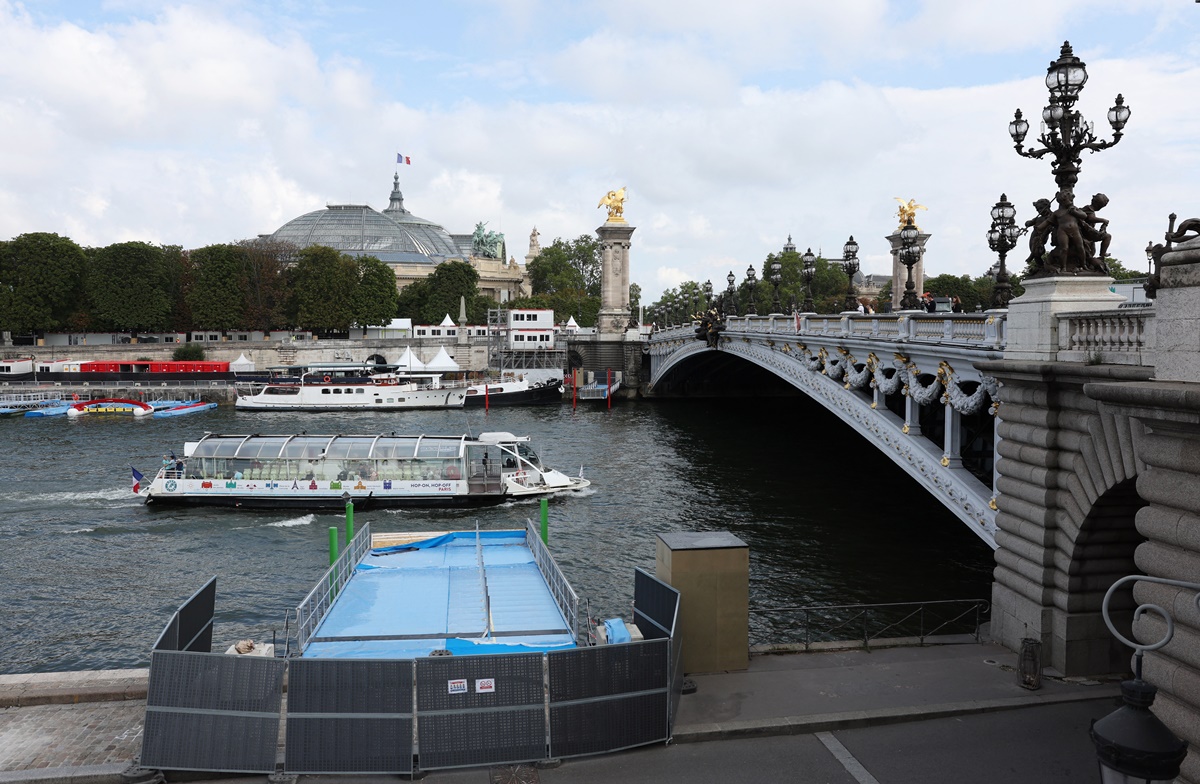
[2,1,1198,298]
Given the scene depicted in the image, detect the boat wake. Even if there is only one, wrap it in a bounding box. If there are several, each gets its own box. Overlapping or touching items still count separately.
[65,527,96,534]
[13,487,134,505]
[267,514,316,528]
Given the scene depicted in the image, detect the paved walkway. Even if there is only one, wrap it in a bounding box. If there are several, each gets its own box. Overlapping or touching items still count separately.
[0,642,1118,784]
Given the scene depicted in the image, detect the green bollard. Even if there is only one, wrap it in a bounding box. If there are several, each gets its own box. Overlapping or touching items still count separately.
[345,499,355,544]
[540,498,549,544]
[329,526,339,565]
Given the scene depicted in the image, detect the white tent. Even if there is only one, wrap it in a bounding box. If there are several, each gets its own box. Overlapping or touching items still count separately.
[394,346,426,371]
[439,314,456,327]
[424,346,460,372]
[230,353,255,372]
[564,316,579,331]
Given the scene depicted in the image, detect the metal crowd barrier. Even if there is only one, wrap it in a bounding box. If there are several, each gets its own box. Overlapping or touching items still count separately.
[294,522,373,650]
[526,520,580,639]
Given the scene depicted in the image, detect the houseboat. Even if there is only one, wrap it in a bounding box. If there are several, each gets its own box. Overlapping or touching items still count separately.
[234,370,467,411]
[142,431,590,509]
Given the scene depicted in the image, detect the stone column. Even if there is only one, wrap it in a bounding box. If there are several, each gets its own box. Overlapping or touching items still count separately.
[886,230,931,311]
[596,221,635,336]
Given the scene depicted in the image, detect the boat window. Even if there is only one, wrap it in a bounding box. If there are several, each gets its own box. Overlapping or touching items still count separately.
[356,388,365,394]
[236,437,288,459]
[517,443,543,468]
[417,437,463,458]
[325,437,376,459]
[264,386,300,395]
[321,389,331,394]
[281,436,331,459]
[190,437,242,458]
[374,438,418,459]
[333,388,343,394]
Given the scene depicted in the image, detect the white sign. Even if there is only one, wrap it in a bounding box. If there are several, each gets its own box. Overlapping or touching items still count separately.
[475,678,495,693]
[447,679,468,695]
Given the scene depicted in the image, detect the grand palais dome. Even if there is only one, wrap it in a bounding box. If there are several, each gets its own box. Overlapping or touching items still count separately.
[267,175,467,264]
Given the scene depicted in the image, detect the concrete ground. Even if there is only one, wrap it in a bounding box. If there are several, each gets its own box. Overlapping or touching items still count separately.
[0,642,1120,784]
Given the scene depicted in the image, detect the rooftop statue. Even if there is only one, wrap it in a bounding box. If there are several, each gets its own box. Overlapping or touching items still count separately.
[894,198,927,231]
[598,187,627,223]
[528,226,541,255]
[471,221,504,259]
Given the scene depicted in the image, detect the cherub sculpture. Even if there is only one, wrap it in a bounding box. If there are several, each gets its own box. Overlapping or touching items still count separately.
[894,198,927,231]
[598,187,627,222]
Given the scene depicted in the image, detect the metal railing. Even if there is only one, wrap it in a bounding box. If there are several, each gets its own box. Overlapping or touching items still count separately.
[295,521,373,650]
[525,521,579,640]
[749,598,990,650]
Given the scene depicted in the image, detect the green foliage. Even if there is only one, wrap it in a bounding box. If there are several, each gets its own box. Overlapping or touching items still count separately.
[286,246,359,332]
[396,260,496,325]
[188,244,249,330]
[0,232,87,334]
[1104,257,1143,281]
[237,239,293,331]
[351,255,401,327]
[528,236,601,297]
[172,342,206,361]
[87,242,174,332]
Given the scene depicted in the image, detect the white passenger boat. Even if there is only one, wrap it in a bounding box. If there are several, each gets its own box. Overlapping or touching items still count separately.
[142,431,590,509]
[234,370,466,411]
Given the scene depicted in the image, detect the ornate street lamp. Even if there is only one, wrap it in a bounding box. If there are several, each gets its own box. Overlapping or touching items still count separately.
[986,194,1021,309]
[725,270,737,316]
[703,280,713,310]
[1009,41,1130,276]
[801,248,816,313]
[898,217,922,311]
[1090,575,1195,783]
[841,235,860,312]
[745,265,758,315]
[770,258,783,314]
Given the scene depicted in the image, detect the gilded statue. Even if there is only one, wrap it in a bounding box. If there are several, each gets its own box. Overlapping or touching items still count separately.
[598,187,627,223]
[894,198,927,231]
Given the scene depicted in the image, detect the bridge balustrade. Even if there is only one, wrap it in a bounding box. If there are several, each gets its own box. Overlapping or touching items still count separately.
[703,313,1005,350]
[1056,309,1153,366]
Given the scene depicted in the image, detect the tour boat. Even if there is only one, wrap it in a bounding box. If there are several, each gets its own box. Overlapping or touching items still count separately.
[141,431,590,509]
[234,371,467,411]
[464,371,565,407]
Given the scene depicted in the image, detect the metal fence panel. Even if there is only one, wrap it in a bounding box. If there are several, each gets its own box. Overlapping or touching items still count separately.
[549,692,669,758]
[153,577,215,652]
[285,658,413,774]
[525,522,579,639]
[415,653,545,769]
[141,650,284,773]
[295,522,372,650]
[632,568,679,641]
[548,640,668,702]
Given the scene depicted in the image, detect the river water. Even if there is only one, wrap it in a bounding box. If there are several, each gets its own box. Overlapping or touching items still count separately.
[0,397,994,673]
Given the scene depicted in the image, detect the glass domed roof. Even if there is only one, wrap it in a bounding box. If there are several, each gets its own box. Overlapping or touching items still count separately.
[269,175,463,264]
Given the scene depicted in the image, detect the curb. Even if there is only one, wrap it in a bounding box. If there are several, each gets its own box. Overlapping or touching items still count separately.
[0,764,127,784]
[671,688,1119,743]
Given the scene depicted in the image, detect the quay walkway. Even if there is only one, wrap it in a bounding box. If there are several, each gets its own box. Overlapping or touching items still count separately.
[0,641,1118,784]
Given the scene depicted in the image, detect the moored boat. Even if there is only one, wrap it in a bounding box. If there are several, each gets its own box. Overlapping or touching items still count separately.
[0,391,63,417]
[152,400,218,418]
[66,398,154,417]
[141,431,590,509]
[464,371,565,407]
[235,370,467,411]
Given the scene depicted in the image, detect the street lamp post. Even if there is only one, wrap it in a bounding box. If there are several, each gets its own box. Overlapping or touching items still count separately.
[898,218,922,311]
[1090,575,1195,783]
[770,258,783,314]
[801,248,816,313]
[841,236,860,312]
[1008,41,1130,276]
[725,270,737,316]
[703,280,713,310]
[745,265,758,315]
[986,194,1021,309]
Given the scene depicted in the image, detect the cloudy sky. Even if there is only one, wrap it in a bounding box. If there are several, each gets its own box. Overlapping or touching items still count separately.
[1,1,1197,299]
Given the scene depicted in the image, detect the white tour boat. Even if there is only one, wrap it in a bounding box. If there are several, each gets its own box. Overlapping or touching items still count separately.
[141,431,590,509]
[234,370,466,411]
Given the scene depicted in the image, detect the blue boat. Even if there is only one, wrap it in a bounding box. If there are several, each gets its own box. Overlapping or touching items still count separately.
[152,401,217,418]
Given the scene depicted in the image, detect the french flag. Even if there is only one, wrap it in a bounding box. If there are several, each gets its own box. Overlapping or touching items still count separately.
[396,153,411,165]
[131,467,144,494]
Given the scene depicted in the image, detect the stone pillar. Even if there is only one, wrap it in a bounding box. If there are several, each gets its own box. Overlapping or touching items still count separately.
[942,406,963,469]
[596,221,635,335]
[903,395,922,436]
[886,230,930,311]
[1003,276,1124,361]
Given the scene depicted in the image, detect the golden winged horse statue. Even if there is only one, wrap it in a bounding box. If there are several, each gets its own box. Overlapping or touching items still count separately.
[598,187,627,222]
[894,197,927,231]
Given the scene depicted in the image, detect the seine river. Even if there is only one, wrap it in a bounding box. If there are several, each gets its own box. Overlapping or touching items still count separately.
[0,397,994,673]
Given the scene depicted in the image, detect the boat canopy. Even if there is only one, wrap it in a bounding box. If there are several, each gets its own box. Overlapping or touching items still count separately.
[185,433,478,460]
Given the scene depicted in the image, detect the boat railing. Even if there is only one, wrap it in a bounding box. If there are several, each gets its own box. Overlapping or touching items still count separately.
[748,598,990,650]
[295,521,374,651]
[525,521,579,640]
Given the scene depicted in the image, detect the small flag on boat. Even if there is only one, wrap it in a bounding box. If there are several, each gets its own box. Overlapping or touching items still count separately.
[396,153,411,165]
[131,467,144,494]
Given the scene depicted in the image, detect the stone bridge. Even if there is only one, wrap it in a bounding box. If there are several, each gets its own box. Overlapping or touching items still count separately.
[645,268,1199,782]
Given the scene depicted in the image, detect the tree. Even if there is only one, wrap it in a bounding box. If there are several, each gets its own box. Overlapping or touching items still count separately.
[352,255,401,327]
[628,282,642,324]
[528,235,601,297]
[0,232,86,335]
[188,244,249,331]
[1104,257,1143,281]
[396,260,495,325]
[87,242,174,333]
[286,245,358,332]
[237,238,294,331]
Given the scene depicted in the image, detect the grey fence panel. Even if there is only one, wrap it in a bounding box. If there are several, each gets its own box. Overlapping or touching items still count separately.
[141,650,284,773]
[285,658,413,774]
[415,653,545,770]
[632,568,678,641]
[153,576,215,652]
[547,640,670,758]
